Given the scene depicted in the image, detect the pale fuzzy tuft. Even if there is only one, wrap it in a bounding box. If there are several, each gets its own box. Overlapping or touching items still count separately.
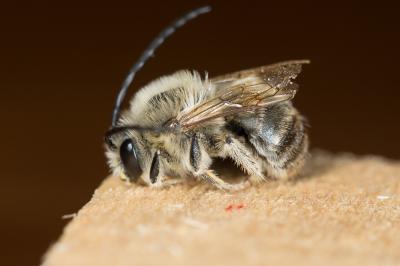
[120,70,212,127]
[105,147,124,178]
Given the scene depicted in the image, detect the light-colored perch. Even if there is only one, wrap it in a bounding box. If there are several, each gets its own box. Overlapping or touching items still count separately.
[43,151,400,266]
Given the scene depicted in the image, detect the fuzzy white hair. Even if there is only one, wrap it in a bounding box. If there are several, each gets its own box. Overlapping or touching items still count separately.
[119,70,212,128]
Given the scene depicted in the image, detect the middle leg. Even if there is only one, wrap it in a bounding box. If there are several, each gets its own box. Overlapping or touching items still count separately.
[190,133,250,190]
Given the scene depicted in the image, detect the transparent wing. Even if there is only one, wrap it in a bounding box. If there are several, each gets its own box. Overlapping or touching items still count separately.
[175,60,309,132]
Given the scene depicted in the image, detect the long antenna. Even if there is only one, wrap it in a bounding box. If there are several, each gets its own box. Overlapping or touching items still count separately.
[111,6,212,127]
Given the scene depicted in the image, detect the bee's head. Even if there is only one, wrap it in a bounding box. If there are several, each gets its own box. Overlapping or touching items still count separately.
[104,6,211,184]
[105,126,158,185]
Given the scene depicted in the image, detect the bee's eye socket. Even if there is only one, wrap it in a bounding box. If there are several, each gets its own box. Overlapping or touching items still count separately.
[119,139,142,181]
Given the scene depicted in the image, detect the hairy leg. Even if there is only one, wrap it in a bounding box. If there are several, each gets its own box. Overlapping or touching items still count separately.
[190,134,250,190]
[199,170,250,191]
[159,177,185,187]
[222,136,266,183]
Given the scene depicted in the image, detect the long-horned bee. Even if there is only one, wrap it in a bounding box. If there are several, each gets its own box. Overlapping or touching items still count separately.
[105,6,309,190]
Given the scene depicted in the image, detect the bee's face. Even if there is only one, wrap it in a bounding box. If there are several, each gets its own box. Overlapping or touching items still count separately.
[105,130,154,185]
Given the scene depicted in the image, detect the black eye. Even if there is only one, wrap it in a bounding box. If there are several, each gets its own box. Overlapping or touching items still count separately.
[119,139,142,181]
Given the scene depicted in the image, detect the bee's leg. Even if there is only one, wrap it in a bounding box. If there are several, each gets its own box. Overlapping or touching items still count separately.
[148,151,183,188]
[189,134,212,175]
[158,177,185,187]
[190,134,249,190]
[199,170,250,191]
[222,136,266,183]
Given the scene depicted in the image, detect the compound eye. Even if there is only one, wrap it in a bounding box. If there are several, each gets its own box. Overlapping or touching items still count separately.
[119,139,142,181]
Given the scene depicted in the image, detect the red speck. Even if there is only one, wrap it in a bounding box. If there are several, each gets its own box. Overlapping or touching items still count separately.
[225,203,245,212]
[225,204,234,212]
[236,204,244,210]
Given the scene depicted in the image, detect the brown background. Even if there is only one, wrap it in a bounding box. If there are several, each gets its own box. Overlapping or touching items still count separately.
[1,1,399,265]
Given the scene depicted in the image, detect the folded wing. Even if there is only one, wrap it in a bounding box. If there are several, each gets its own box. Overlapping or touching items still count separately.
[174,60,309,132]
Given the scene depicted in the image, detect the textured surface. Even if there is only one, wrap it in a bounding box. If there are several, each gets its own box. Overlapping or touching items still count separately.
[43,151,400,266]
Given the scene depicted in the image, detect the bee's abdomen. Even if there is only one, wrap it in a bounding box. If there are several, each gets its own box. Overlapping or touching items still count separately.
[230,102,308,178]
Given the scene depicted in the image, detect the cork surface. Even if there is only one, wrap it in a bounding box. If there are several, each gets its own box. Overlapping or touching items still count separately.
[43,151,400,266]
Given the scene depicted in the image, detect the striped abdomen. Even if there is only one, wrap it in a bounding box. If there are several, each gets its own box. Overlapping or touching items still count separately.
[228,102,308,179]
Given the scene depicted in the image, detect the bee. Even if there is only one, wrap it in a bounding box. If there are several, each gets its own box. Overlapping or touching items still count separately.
[105,6,309,190]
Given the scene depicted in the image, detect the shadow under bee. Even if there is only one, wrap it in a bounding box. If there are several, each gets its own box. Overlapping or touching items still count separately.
[210,157,250,183]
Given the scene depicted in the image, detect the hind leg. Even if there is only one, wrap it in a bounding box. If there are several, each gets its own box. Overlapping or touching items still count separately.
[221,135,266,183]
[189,134,251,190]
[199,170,250,191]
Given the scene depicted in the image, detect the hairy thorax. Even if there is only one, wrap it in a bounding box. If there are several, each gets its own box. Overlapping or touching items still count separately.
[120,71,211,129]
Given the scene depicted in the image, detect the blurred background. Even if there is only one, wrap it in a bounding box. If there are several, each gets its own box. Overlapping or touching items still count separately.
[1,0,399,265]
